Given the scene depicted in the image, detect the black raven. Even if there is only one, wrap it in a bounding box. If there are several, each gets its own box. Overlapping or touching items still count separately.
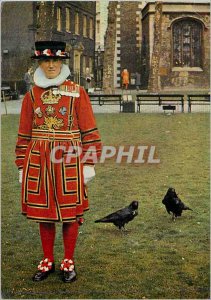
[95,201,139,230]
[162,187,192,220]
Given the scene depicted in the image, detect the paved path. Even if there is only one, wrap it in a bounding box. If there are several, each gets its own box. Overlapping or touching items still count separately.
[1,98,23,115]
[1,95,209,115]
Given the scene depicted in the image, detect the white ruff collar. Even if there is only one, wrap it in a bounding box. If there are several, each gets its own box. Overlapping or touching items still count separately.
[34,64,71,88]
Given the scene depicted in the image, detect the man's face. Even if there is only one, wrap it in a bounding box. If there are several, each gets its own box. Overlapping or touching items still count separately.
[39,58,62,79]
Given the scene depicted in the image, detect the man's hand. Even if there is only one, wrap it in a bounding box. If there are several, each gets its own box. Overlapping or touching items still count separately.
[83,165,95,185]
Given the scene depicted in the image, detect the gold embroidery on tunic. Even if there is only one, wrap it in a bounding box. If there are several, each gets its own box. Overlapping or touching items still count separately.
[37,116,64,130]
[41,89,61,104]
[45,105,55,116]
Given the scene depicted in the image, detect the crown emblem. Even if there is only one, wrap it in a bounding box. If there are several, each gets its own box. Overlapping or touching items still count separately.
[41,89,61,104]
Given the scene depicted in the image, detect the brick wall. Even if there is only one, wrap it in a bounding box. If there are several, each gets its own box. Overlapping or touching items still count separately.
[103,1,142,90]
[1,2,35,92]
[119,2,140,85]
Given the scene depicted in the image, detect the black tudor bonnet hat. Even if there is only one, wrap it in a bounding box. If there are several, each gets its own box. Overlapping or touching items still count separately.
[31,41,70,59]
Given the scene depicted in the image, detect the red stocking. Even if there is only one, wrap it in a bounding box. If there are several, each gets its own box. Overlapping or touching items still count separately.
[39,223,56,262]
[62,222,79,260]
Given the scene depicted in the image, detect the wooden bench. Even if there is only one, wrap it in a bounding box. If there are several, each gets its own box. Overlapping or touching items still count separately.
[187,94,210,113]
[1,86,12,101]
[1,86,19,101]
[136,94,159,113]
[89,94,123,112]
[136,94,184,113]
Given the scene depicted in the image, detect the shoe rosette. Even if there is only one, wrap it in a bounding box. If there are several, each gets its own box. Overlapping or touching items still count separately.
[37,258,53,273]
[77,217,84,225]
[60,259,75,272]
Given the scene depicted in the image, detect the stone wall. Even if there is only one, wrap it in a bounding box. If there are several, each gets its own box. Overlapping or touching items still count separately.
[102,1,118,92]
[36,2,56,41]
[95,0,109,49]
[142,2,210,92]
[140,14,150,89]
[159,12,210,91]
[148,1,163,91]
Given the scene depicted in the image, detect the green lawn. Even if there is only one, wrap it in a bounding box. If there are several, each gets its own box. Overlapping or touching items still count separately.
[1,113,210,299]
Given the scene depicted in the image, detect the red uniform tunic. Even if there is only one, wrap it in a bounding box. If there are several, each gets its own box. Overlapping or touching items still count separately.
[15,80,102,223]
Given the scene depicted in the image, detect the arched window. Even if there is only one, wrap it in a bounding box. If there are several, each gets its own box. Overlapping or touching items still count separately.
[172,19,202,68]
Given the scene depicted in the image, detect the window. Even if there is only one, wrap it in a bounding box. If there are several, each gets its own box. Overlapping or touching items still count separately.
[97,20,100,35]
[57,7,62,32]
[172,19,202,68]
[75,12,79,34]
[36,4,40,24]
[66,7,71,32]
[83,15,87,37]
[89,18,94,39]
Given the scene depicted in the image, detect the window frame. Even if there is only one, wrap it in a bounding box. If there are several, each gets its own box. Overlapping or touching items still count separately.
[96,20,100,35]
[56,6,62,32]
[89,17,94,39]
[171,18,203,70]
[75,12,79,35]
[66,7,71,32]
[83,15,87,37]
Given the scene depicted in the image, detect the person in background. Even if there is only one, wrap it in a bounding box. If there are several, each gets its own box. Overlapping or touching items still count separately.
[85,67,93,92]
[15,41,102,283]
[121,68,129,90]
[24,67,33,92]
[135,72,141,91]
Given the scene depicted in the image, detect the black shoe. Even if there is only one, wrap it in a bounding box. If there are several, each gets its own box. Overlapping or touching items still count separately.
[62,268,77,283]
[32,263,55,282]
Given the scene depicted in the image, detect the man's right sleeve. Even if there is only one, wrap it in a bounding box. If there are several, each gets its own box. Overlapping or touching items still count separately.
[15,92,34,169]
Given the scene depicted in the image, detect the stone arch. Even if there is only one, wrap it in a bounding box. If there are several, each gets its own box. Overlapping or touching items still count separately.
[169,16,207,30]
[171,17,203,68]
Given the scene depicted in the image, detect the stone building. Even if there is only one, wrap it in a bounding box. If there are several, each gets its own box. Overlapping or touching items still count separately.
[103,0,210,92]
[1,1,96,93]
[103,1,145,92]
[95,0,109,51]
[95,0,109,87]
[142,1,210,92]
